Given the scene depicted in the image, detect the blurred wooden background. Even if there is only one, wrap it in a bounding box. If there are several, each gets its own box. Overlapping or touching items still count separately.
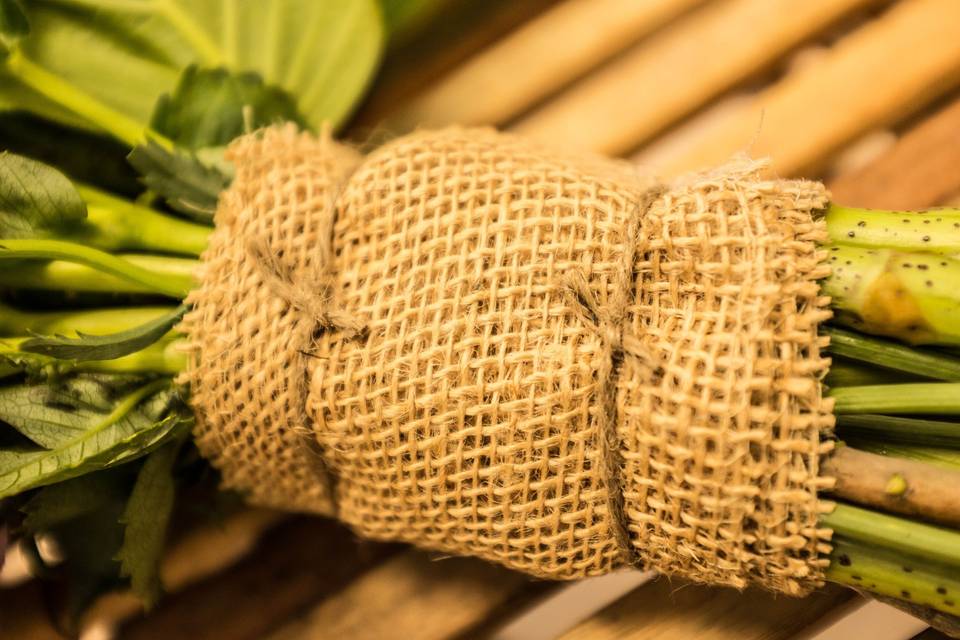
[4,0,960,638]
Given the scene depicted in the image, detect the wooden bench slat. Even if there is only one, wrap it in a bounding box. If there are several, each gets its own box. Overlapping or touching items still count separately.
[510,0,881,155]
[116,518,397,640]
[558,580,854,640]
[634,0,960,176]
[828,97,960,207]
[265,551,554,640]
[387,0,706,130]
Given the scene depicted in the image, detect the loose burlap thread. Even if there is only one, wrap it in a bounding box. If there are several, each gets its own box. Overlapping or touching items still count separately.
[183,125,836,594]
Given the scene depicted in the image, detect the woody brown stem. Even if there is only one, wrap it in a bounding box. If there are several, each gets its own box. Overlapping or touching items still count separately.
[822,446,960,528]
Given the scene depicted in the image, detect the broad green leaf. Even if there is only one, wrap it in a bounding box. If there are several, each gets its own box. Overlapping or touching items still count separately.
[152,66,305,149]
[21,466,130,532]
[127,140,228,222]
[0,0,28,53]
[21,304,187,361]
[0,151,87,239]
[51,491,128,629]
[1,1,384,138]
[0,377,189,497]
[117,440,180,607]
[0,374,148,447]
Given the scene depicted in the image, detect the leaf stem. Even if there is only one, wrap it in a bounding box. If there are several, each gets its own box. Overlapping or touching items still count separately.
[0,240,194,298]
[831,383,960,415]
[0,304,176,336]
[825,326,960,381]
[822,446,960,528]
[0,253,198,295]
[848,441,960,471]
[836,414,960,448]
[0,337,187,375]
[73,184,212,256]
[821,503,960,570]
[3,50,171,149]
[826,204,960,255]
[826,537,960,617]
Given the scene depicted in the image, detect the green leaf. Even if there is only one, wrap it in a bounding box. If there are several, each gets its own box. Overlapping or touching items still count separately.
[21,467,130,533]
[1,1,384,137]
[117,440,181,607]
[127,140,228,222]
[0,0,28,54]
[21,304,187,361]
[0,151,86,239]
[51,489,128,629]
[152,66,305,149]
[0,377,190,498]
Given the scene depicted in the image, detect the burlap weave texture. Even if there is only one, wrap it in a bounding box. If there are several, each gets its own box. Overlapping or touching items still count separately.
[186,125,835,593]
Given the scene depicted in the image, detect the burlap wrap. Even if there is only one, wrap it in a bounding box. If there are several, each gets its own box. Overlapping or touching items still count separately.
[182,124,836,594]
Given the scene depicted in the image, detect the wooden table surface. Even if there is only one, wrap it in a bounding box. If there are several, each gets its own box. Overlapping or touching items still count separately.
[3,1,960,638]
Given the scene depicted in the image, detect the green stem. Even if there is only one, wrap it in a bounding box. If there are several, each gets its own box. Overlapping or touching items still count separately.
[0,337,187,375]
[0,240,194,298]
[837,414,960,448]
[825,326,960,380]
[825,358,916,387]
[826,537,960,617]
[848,441,960,471]
[822,503,960,570]
[4,49,171,149]
[72,185,212,256]
[822,245,960,346]
[0,304,176,336]
[0,254,197,295]
[831,383,960,415]
[826,204,960,255]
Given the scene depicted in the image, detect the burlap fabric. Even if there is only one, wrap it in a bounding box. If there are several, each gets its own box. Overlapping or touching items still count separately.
[184,125,836,594]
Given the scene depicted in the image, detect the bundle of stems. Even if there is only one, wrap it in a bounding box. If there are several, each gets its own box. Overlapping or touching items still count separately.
[3,162,960,624]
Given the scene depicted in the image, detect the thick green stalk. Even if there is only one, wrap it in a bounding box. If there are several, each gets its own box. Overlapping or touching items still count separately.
[831,383,960,414]
[826,205,960,255]
[71,185,212,256]
[827,538,960,616]
[837,414,960,448]
[821,245,960,346]
[0,304,176,336]
[822,503,960,570]
[825,327,960,380]
[0,247,198,297]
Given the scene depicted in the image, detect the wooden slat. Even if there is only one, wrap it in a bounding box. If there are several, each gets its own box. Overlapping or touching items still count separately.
[634,0,960,176]
[0,581,62,640]
[511,0,881,155]
[387,0,706,129]
[265,551,554,640]
[558,580,854,640]
[828,97,960,207]
[351,0,559,130]
[83,509,285,629]
[116,518,398,640]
